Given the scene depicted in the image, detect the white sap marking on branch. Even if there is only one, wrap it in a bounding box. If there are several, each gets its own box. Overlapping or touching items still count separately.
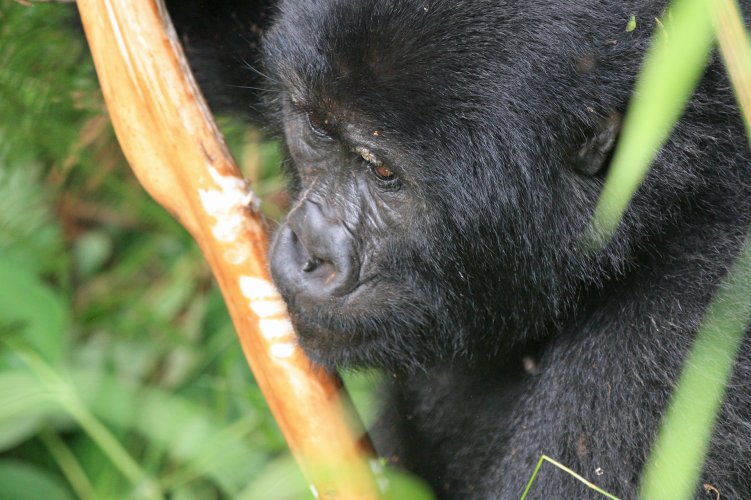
[270,342,297,359]
[251,299,288,318]
[223,246,251,266]
[239,277,290,327]
[239,276,298,357]
[198,166,254,264]
[259,318,295,339]
[239,276,279,300]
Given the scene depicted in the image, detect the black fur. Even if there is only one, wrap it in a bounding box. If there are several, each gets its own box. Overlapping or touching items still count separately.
[169,1,751,497]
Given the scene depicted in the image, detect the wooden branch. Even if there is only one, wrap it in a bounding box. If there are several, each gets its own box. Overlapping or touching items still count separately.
[76,1,380,497]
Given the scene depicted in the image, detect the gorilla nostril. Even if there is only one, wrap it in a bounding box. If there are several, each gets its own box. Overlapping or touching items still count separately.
[302,258,337,283]
[301,258,320,272]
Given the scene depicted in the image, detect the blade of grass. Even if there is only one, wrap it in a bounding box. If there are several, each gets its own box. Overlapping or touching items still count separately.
[39,428,96,500]
[591,0,714,242]
[639,2,751,498]
[520,455,621,500]
[639,234,751,499]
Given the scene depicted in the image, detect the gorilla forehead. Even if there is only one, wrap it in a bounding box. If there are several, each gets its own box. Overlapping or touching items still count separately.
[263,0,660,169]
[264,0,653,96]
[263,1,517,127]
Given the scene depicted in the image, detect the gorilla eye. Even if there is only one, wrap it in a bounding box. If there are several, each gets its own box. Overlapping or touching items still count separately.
[371,164,396,181]
[356,146,398,184]
[306,111,334,138]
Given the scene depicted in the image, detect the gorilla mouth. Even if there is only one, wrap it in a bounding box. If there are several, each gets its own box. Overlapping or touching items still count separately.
[280,274,446,370]
[285,277,390,340]
[285,300,387,368]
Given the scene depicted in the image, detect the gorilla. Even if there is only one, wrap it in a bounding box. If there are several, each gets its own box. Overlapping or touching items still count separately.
[168,0,751,497]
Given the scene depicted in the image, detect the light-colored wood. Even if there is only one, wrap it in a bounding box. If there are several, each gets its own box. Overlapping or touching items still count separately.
[76,1,380,497]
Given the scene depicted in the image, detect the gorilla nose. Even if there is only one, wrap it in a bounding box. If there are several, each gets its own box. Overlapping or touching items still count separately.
[270,200,359,302]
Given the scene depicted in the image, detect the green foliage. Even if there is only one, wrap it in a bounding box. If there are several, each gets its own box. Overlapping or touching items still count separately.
[0,460,73,500]
[0,2,305,498]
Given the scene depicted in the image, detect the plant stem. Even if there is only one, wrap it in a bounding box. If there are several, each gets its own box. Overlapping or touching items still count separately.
[40,428,97,500]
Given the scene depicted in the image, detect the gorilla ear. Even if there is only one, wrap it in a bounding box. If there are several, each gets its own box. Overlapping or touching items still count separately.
[571,111,622,176]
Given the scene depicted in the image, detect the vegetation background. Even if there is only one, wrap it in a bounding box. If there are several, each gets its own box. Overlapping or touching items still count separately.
[0,2,390,498]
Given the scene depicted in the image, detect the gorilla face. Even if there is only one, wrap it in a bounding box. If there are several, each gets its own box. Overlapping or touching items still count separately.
[265,0,665,371]
[268,90,464,371]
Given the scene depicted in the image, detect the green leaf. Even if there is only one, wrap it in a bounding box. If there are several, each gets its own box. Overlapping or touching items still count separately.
[378,464,435,500]
[626,15,637,32]
[0,371,68,451]
[0,165,64,276]
[342,369,382,428]
[0,459,73,500]
[235,455,311,500]
[0,254,69,364]
[73,370,267,495]
[74,230,113,279]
